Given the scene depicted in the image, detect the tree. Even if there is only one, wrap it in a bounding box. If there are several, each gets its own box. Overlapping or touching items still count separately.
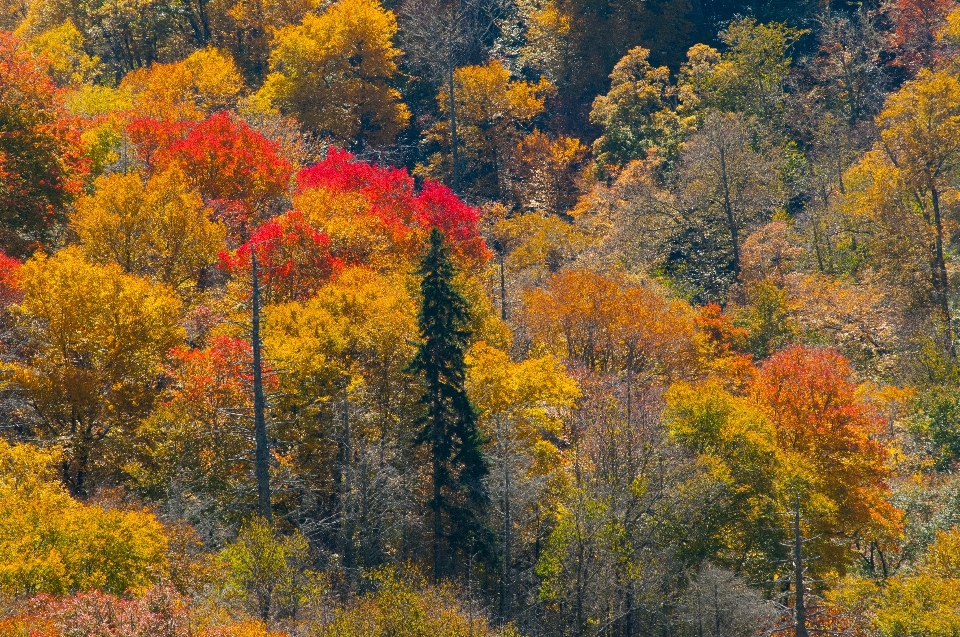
[409,227,489,579]
[522,268,697,381]
[589,46,682,171]
[511,130,586,215]
[314,566,519,636]
[676,18,805,127]
[120,47,243,121]
[753,346,899,572]
[0,32,87,254]
[399,0,504,192]
[807,7,889,128]
[0,439,169,596]
[219,210,341,304]
[221,517,318,621]
[886,0,957,76]
[865,69,960,355]
[25,20,101,87]
[418,60,552,200]
[9,247,184,495]
[465,342,579,618]
[129,112,293,220]
[257,0,409,147]
[675,111,785,299]
[71,167,226,294]
[874,528,960,637]
[294,148,489,268]
[665,380,784,580]
[666,346,899,585]
[15,0,180,77]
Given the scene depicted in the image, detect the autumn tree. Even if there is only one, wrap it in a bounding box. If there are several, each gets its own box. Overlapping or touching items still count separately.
[418,60,552,200]
[886,0,957,76]
[753,346,899,569]
[589,46,682,171]
[9,248,184,495]
[14,0,180,76]
[294,148,489,268]
[0,32,87,254]
[523,268,697,382]
[666,346,898,589]
[120,47,243,121]
[257,0,409,147]
[676,18,805,128]
[511,130,586,215]
[409,227,490,579]
[221,517,318,621]
[807,7,889,128]
[0,439,169,596]
[400,0,505,191]
[130,112,294,222]
[466,342,579,618]
[219,210,341,304]
[845,69,960,355]
[675,111,786,299]
[71,167,226,294]
[263,266,422,570]
[25,20,101,87]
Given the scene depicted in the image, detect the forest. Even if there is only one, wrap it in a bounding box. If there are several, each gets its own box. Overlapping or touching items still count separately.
[3,0,960,635]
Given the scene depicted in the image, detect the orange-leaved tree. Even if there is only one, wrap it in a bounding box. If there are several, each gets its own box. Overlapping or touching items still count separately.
[0,32,88,254]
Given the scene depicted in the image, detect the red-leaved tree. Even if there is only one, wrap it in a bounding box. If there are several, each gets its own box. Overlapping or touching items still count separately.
[128,112,293,223]
[219,210,342,304]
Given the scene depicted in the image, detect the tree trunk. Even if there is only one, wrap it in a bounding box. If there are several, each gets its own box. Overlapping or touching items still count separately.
[251,251,272,522]
[499,247,507,321]
[433,387,444,580]
[931,188,954,357]
[718,144,740,278]
[448,37,459,193]
[500,417,511,620]
[794,495,808,637]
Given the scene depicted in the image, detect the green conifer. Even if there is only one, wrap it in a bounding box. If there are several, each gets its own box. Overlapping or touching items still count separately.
[409,226,490,579]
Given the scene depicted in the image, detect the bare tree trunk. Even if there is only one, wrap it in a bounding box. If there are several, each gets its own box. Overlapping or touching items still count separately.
[499,247,507,322]
[252,251,272,522]
[499,417,511,620]
[794,495,808,637]
[448,41,459,193]
[433,387,443,580]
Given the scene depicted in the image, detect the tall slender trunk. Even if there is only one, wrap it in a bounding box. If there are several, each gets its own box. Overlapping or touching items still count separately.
[448,31,459,193]
[499,417,511,620]
[340,381,355,574]
[794,496,808,637]
[718,145,740,278]
[931,188,954,357]
[499,247,507,321]
[433,388,443,580]
[251,251,272,522]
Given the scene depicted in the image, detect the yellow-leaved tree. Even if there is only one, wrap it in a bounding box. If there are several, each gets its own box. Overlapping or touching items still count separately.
[0,439,168,596]
[418,60,553,199]
[257,0,409,146]
[466,341,579,617]
[71,167,226,295]
[844,69,960,356]
[874,528,960,637]
[7,248,184,495]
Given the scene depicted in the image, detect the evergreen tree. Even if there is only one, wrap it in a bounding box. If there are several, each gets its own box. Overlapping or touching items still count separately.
[409,226,490,579]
